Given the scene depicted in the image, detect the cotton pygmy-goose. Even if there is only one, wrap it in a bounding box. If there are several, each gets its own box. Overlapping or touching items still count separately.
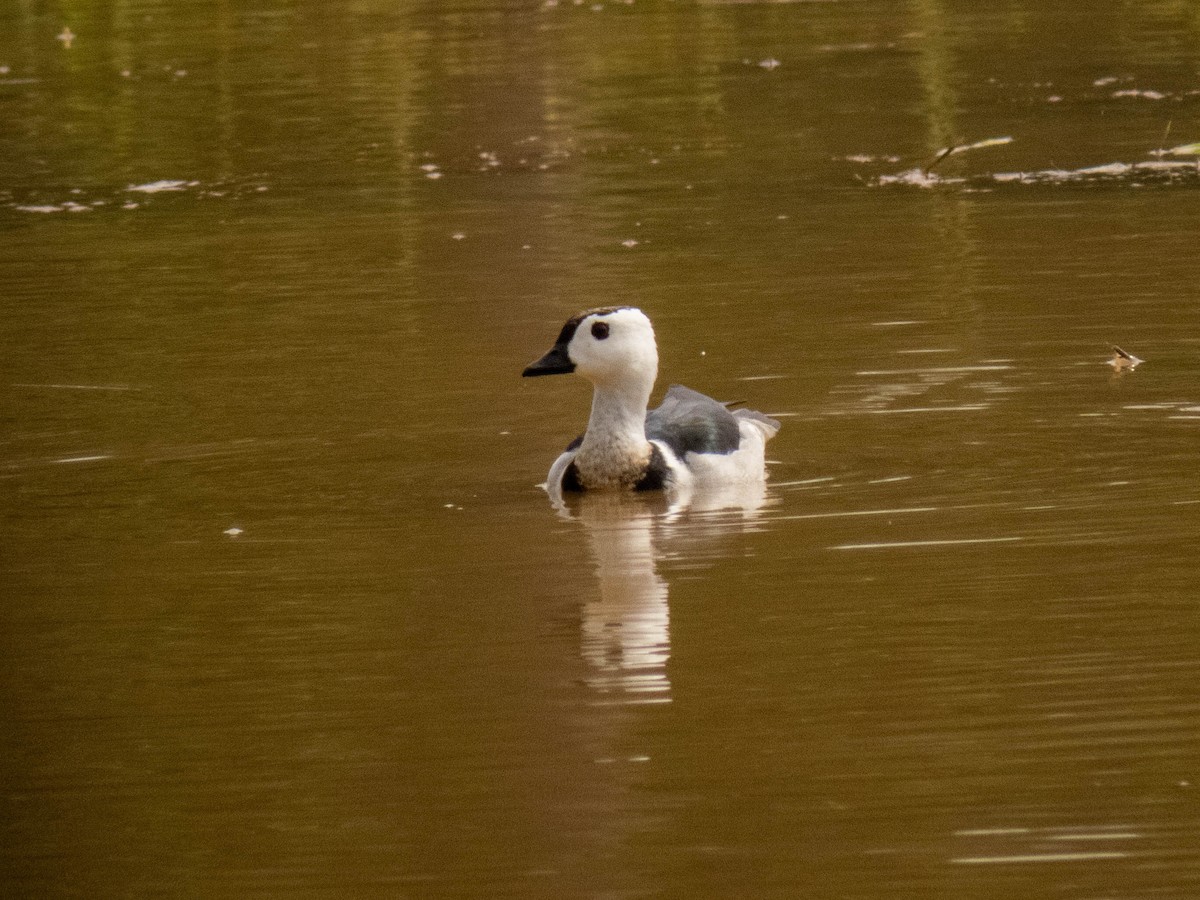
[522,307,780,493]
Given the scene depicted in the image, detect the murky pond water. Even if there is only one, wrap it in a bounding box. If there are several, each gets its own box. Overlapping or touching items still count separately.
[4,1,1200,896]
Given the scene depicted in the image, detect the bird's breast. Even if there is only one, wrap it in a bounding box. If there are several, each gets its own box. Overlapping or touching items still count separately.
[572,438,654,490]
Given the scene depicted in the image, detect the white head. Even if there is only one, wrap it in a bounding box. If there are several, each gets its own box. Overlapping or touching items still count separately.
[523,307,659,389]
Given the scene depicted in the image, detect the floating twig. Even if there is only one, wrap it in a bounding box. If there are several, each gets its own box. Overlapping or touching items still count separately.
[924,136,1013,174]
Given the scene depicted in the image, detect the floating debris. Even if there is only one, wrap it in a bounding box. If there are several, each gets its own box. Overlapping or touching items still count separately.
[15,201,91,213]
[926,136,1014,172]
[224,526,244,537]
[1112,88,1167,100]
[1151,142,1200,157]
[17,203,73,213]
[1108,346,1143,370]
[879,168,943,188]
[127,179,196,193]
[879,158,1200,189]
[845,153,902,164]
[8,179,268,215]
[957,136,1013,154]
[56,26,75,49]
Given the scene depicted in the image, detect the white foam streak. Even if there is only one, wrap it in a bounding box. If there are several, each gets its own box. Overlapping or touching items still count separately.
[832,537,1022,550]
[951,851,1128,864]
[779,506,938,522]
[860,405,990,415]
[856,365,1012,376]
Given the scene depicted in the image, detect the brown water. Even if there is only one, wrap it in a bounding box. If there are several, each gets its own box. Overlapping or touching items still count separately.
[4,1,1200,897]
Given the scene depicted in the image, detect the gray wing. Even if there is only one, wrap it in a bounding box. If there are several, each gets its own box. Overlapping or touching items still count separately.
[645,384,741,457]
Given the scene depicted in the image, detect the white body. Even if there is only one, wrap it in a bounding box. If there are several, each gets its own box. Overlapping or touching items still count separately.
[525,307,780,496]
[546,417,773,492]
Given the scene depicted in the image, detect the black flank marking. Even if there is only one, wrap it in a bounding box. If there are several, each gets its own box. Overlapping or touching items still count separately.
[562,461,585,493]
[634,444,670,491]
[565,433,585,452]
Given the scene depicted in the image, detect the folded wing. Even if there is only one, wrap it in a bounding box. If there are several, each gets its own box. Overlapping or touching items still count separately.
[645,384,743,457]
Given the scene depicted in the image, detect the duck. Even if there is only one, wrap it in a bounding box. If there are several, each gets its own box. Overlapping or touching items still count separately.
[522,307,780,493]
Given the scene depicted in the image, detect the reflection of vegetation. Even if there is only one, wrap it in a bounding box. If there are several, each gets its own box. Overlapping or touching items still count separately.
[907,0,981,333]
[910,0,958,159]
[550,5,734,138]
[3,0,427,193]
[5,0,1200,218]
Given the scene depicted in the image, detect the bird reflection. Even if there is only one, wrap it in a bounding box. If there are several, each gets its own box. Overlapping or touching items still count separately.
[549,482,774,705]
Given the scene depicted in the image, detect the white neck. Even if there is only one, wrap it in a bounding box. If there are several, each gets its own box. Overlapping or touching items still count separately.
[582,378,652,451]
[575,373,656,486]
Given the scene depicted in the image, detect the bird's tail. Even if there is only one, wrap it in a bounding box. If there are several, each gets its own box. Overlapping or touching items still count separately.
[733,408,781,441]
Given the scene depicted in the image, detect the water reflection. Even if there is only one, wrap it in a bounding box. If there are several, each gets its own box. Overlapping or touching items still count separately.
[553,482,773,706]
[568,493,673,704]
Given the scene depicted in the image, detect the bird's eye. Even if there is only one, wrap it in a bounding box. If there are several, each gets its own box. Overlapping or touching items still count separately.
[591,321,610,340]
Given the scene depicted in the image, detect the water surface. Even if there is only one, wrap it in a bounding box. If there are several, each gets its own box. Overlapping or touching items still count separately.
[3,1,1200,897]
